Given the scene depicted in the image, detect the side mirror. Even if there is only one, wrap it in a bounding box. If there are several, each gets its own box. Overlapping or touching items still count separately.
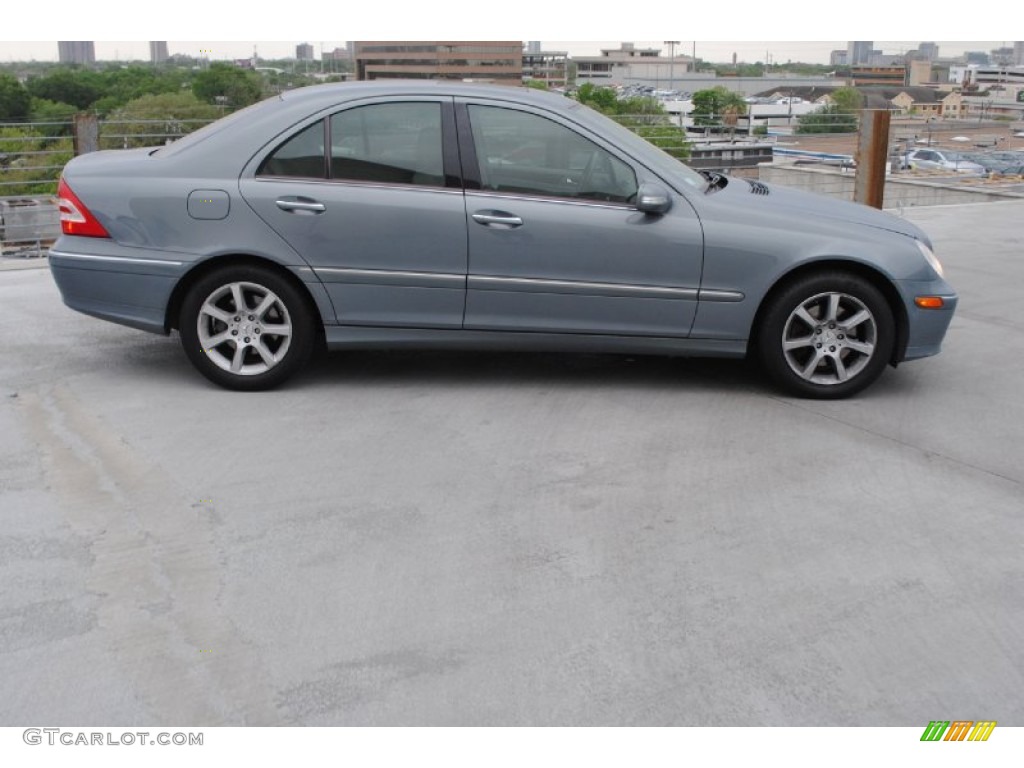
[635,183,672,215]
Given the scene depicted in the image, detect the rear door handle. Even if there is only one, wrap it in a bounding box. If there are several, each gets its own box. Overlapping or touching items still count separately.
[276,198,326,214]
[472,210,523,228]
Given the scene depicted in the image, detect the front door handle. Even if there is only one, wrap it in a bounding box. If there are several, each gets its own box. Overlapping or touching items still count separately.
[472,210,523,228]
[276,198,326,214]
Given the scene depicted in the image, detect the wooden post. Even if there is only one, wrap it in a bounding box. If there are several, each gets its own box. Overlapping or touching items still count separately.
[72,114,99,156]
[853,109,891,209]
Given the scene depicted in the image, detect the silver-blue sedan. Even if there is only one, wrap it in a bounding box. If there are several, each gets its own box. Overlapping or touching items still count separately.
[50,82,957,398]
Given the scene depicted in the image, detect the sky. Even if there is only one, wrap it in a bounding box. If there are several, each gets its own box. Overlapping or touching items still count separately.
[2,1,1013,64]
[0,41,1011,65]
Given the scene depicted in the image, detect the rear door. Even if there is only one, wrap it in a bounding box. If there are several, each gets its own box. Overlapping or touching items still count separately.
[239,97,468,328]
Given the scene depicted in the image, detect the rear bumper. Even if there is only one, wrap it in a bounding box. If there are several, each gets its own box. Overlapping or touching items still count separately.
[49,244,184,334]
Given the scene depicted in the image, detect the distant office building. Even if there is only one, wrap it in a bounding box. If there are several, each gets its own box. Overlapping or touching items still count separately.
[918,42,939,61]
[325,47,350,61]
[829,49,848,66]
[58,41,95,65]
[991,46,1015,66]
[296,43,315,61]
[1015,42,1024,66]
[972,65,1024,87]
[354,42,523,84]
[847,41,873,66]
[574,42,691,87]
[965,51,990,66]
[851,65,906,87]
[867,52,904,67]
[907,60,932,86]
[526,41,542,54]
[522,50,568,88]
[149,41,169,63]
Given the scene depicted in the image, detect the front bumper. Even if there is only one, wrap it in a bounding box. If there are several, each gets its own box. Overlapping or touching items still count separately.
[895,277,958,362]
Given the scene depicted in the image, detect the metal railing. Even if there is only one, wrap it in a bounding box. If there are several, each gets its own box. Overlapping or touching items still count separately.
[0,118,218,196]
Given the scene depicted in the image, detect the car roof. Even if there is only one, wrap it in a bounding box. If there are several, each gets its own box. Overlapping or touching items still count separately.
[279,80,573,110]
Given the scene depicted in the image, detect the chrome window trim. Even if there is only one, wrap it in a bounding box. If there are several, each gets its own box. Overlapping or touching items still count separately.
[465,190,635,211]
[253,177,463,195]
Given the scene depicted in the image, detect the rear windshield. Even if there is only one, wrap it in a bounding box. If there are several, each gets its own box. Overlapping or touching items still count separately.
[153,96,283,157]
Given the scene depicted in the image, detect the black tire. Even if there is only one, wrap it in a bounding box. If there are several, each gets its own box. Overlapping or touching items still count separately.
[179,264,316,391]
[757,271,895,399]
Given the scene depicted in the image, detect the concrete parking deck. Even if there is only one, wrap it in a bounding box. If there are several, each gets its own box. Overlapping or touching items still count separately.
[1,201,1021,725]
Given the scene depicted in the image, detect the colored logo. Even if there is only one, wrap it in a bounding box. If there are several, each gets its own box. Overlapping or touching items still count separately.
[920,721,996,741]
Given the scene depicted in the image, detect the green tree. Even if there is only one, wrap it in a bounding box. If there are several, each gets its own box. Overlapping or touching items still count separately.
[575,82,619,114]
[192,63,264,108]
[28,98,77,133]
[796,88,861,134]
[0,124,72,195]
[690,86,747,127]
[796,104,858,134]
[829,86,863,112]
[104,92,221,148]
[631,122,691,160]
[99,65,183,106]
[26,68,104,110]
[573,83,689,160]
[524,79,549,90]
[0,74,31,121]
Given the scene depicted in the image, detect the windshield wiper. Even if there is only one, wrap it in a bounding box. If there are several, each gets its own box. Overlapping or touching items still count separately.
[699,170,728,193]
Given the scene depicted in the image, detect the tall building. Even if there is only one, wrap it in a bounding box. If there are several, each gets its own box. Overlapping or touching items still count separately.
[991,46,1015,65]
[846,41,873,66]
[918,42,939,61]
[526,41,542,54]
[296,42,315,61]
[58,41,95,65]
[523,50,568,89]
[354,42,523,85]
[1015,42,1024,66]
[149,41,169,63]
[829,49,848,66]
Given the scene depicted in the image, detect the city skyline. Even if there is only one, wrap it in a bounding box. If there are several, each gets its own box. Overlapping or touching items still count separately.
[0,40,1014,65]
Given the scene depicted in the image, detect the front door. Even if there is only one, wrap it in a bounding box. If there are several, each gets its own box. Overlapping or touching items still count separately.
[458,101,704,338]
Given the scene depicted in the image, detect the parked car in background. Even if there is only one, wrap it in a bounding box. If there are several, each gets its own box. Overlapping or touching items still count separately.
[902,148,986,174]
[49,82,957,398]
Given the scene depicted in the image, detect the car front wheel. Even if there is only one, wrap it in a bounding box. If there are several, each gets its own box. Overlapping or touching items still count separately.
[179,265,316,390]
[758,272,895,399]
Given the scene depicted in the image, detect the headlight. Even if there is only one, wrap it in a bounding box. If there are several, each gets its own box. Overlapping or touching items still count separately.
[916,240,944,278]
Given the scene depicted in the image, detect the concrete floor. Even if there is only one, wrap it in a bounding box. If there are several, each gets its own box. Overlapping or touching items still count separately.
[1,201,1021,726]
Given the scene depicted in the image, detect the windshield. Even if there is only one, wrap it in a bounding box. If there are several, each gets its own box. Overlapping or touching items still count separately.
[566,101,707,191]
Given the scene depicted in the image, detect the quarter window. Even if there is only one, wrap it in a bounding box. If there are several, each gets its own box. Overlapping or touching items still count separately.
[467,105,637,204]
[257,121,326,179]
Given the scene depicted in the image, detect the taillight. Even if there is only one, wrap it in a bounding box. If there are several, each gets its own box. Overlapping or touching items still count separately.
[57,177,110,238]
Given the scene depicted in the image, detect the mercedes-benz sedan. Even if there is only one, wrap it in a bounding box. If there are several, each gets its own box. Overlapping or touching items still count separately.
[50,82,957,398]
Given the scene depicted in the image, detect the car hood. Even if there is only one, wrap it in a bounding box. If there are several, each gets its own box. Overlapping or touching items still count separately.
[711,176,930,244]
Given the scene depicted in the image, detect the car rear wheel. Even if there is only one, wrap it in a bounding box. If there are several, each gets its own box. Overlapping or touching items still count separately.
[757,272,894,399]
[179,265,316,390]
